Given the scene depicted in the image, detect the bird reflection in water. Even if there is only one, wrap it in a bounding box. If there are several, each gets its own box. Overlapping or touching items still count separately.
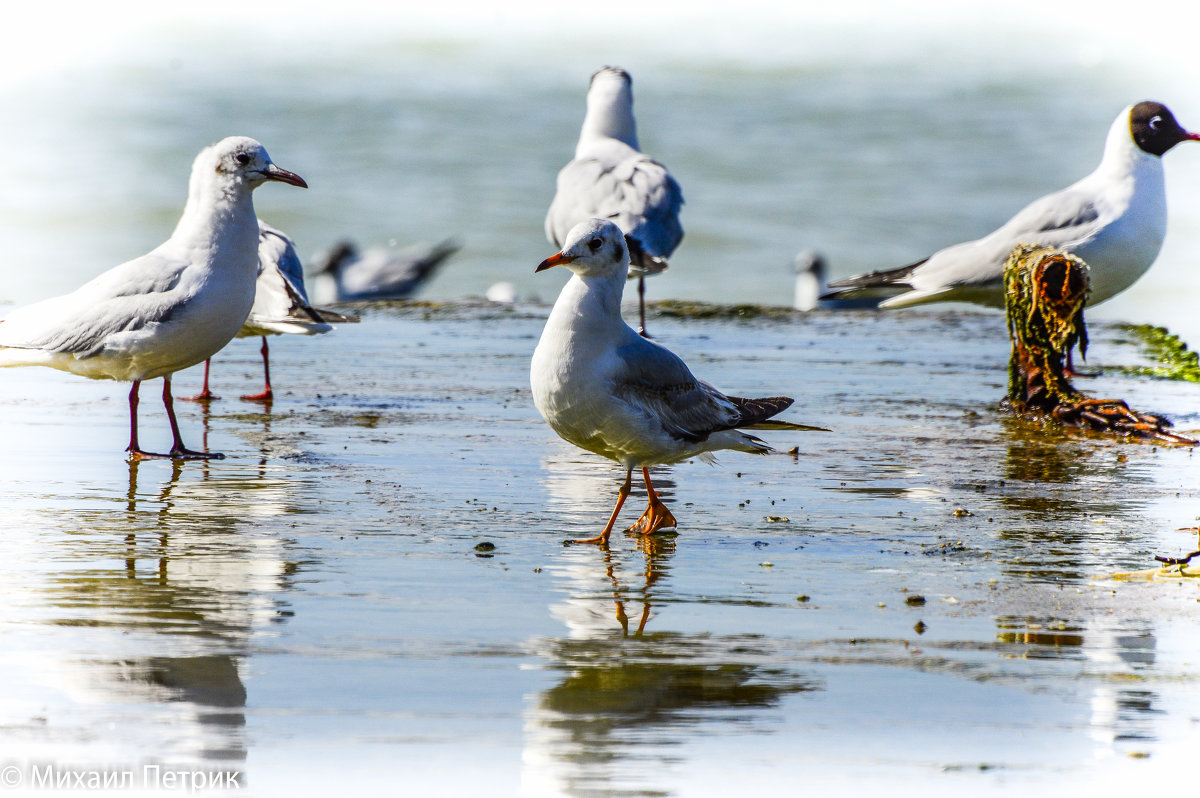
[996,614,1165,750]
[604,525,674,637]
[34,445,302,765]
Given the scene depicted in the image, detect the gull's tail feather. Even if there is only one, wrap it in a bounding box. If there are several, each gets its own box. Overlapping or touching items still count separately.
[728,396,830,433]
[746,420,830,432]
[625,236,669,277]
[311,307,360,324]
[819,259,926,302]
[413,238,462,282]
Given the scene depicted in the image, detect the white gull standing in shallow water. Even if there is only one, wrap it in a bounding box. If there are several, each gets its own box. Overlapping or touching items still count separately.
[531,219,825,546]
[188,220,359,403]
[821,101,1200,309]
[0,136,307,459]
[545,66,683,336]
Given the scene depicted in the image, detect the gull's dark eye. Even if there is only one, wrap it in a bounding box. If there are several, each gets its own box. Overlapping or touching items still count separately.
[587,237,602,252]
[235,153,251,165]
[1149,116,1162,131]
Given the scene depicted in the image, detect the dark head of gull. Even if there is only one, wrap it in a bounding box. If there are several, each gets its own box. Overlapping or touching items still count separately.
[590,65,632,87]
[1130,101,1200,156]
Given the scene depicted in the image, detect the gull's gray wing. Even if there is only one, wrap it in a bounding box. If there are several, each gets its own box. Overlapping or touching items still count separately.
[546,144,684,259]
[611,337,741,443]
[0,250,191,357]
[901,186,1108,300]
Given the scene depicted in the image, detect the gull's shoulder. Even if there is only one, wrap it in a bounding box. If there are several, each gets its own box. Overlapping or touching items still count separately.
[610,335,739,442]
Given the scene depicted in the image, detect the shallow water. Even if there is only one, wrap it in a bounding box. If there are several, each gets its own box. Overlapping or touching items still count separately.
[0,301,1197,796]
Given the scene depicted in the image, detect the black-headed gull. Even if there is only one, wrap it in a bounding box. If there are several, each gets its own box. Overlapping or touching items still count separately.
[793,249,827,311]
[545,66,684,336]
[821,101,1199,308]
[531,218,824,546]
[0,137,306,459]
[307,237,458,304]
[188,220,358,403]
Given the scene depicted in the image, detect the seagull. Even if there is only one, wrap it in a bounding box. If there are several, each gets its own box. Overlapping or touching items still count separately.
[188,220,359,403]
[545,66,684,336]
[821,101,1200,309]
[531,219,824,546]
[307,237,459,304]
[0,137,307,459]
[793,249,828,311]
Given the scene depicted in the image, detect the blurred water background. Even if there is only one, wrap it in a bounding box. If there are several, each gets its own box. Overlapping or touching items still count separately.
[0,0,1197,339]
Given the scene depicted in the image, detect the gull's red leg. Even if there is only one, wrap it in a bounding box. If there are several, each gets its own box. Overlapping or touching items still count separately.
[241,337,274,402]
[183,359,219,402]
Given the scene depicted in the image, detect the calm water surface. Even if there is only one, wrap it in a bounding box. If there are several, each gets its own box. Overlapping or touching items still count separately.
[0,303,1197,796]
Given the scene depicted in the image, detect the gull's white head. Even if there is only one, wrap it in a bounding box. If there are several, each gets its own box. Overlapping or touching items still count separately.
[191,136,308,195]
[588,66,633,105]
[536,218,629,279]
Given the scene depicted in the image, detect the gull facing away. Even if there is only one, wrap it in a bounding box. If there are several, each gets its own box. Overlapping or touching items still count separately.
[188,220,359,403]
[821,101,1200,309]
[545,66,683,336]
[0,137,307,459]
[307,237,459,304]
[531,219,825,546]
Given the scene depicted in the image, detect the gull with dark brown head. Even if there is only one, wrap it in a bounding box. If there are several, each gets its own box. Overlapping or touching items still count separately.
[531,218,824,546]
[821,101,1200,309]
[0,136,307,459]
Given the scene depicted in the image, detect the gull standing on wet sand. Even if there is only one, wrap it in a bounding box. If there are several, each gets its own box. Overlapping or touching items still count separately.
[531,219,825,546]
[545,66,683,336]
[0,137,307,459]
[188,220,359,403]
[820,101,1200,309]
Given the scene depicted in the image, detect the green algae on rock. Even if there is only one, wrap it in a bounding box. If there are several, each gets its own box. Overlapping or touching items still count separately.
[650,300,801,321]
[1110,323,1200,382]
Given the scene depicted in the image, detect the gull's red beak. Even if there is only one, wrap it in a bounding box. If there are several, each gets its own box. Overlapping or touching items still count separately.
[536,251,574,273]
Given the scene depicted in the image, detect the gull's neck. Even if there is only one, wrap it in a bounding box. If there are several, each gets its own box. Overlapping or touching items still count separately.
[577,83,639,156]
[171,172,259,253]
[1094,107,1162,185]
[545,270,629,343]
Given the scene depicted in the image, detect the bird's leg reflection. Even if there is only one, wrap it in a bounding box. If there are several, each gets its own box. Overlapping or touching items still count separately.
[606,530,672,636]
[626,467,677,536]
[572,468,632,546]
[123,456,183,515]
[125,457,142,515]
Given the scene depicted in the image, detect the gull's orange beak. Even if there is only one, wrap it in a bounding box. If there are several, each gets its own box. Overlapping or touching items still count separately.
[535,251,574,273]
